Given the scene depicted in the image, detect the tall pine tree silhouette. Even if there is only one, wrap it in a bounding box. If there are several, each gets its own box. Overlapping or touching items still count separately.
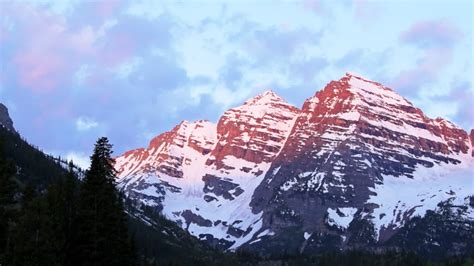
[72,137,133,266]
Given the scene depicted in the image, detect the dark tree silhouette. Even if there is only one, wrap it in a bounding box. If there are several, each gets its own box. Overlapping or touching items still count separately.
[72,137,134,266]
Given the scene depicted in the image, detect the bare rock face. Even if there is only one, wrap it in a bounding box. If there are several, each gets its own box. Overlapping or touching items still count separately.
[0,103,15,132]
[115,73,474,254]
[470,129,474,156]
[207,90,299,168]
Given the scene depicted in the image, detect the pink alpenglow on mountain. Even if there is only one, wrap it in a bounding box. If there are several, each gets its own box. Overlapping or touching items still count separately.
[115,73,474,251]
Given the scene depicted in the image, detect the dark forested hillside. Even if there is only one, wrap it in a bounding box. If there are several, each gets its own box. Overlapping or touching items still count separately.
[0,128,231,265]
[0,127,76,187]
[125,203,237,265]
[0,133,138,265]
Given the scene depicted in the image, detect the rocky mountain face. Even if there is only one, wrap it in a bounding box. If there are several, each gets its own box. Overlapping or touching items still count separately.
[470,129,474,156]
[115,73,474,256]
[0,103,15,132]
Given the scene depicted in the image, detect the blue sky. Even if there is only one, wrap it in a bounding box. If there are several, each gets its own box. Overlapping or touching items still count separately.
[0,0,472,168]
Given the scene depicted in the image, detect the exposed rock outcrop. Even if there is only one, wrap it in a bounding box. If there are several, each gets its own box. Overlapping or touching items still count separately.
[0,103,15,132]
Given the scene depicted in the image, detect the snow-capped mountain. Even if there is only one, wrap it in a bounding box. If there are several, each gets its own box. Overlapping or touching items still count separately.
[115,73,474,255]
[249,73,473,253]
[116,91,299,249]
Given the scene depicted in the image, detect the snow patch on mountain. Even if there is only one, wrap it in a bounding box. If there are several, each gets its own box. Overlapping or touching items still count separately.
[327,207,358,229]
[367,153,474,240]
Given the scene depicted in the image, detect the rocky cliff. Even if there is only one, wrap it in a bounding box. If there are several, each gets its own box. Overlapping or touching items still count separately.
[0,103,15,132]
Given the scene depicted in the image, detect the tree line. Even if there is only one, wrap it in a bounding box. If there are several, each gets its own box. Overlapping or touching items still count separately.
[0,136,135,266]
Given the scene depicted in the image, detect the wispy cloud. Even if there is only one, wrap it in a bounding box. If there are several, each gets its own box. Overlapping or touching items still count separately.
[76,117,99,131]
[303,0,326,15]
[5,2,107,92]
[391,20,463,97]
[65,151,90,169]
[400,20,462,48]
[429,80,474,130]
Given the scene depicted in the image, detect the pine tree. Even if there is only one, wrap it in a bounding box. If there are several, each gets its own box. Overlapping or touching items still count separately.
[71,137,134,266]
[10,188,58,266]
[0,137,17,263]
[6,147,80,266]
[45,163,79,265]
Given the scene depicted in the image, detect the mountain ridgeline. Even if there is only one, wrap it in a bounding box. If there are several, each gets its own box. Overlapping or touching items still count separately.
[0,72,472,265]
[115,72,474,258]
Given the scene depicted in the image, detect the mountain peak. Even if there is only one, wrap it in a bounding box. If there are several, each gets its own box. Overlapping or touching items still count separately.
[243,89,288,106]
[332,72,413,108]
[260,89,278,97]
[344,71,380,84]
[343,72,386,92]
[303,72,412,115]
[345,71,367,79]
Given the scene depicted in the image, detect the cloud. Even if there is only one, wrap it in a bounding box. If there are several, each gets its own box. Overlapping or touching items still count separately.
[335,49,364,68]
[430,80,474,130]
[98,14,177,67]
[0,1,193,154]
[3,2,106,92]
[209,20,327,107]
[4,1,176,94]
[97,0,122,18]
[218,53,247,89]
[391,47,453,97]
[399,20,462,48]
[303,0,325,14]
[289,56,328,84]
[76,117,99,131]
[353,0,381,23]
[64,151,90,169]
[391,20,463,97]
[242,26,322,65]
[14,50,66,92]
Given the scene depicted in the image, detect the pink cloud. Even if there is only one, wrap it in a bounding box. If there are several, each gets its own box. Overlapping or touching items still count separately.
[6,3,106,92]
[33,101,72,129]
[391,20,463,96]
[353,0,380,22]
[0,22,10,44]
[303,0,325,14]
[97,0,121,18]
[400,20,462,48]
[391,47,453,95]
[100,33,135,66]
[444,82,473,130]
[68,26,100,56]
[14,51,66,93]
